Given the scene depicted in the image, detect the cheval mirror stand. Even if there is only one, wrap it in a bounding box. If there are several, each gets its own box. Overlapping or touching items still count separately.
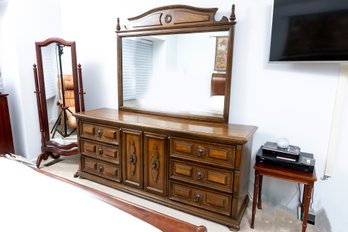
[33,37,85,168]
[75,4,257,230]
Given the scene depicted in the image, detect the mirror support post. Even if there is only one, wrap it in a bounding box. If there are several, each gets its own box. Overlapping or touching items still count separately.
[78,64,85,112]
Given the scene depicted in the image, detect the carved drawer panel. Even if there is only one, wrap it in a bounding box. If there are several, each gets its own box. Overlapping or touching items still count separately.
[170,137,235,169]
[169,181,232,216]
[81,156,120,182]
[80,139,119,165]
[170,160,233,193]
[79,122,120,146]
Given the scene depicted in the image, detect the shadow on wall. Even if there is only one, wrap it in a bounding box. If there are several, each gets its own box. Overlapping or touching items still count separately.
[315,208,332,232]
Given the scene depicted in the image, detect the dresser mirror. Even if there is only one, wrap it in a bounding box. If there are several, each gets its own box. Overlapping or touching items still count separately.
[117,5,236,122]
[33,37,85,168]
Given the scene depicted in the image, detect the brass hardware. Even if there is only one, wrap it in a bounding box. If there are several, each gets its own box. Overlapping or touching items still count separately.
[194,193,202,203]
[130,153,136,163]
[197,170,204,180]
[96,128,102,137]
[152,159,159,169]
[197,146,205,157]
[151,144,160,182]
[129,140,137,176]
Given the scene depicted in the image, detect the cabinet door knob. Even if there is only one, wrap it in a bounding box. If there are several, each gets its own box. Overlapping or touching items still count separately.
[152,159,160,170]
[130,153,137,164]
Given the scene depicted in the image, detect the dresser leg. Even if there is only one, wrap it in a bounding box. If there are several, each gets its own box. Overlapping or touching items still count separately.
[251,171,260,229]
[73,171,80,178]
[227,225,240,231]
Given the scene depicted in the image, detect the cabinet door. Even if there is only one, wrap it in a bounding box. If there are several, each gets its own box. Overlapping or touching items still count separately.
[144,133,167,196]
[0,95,14,154]
[122,129,143,188]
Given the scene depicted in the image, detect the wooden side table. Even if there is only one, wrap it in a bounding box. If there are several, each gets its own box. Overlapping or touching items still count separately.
[250,162,316,232]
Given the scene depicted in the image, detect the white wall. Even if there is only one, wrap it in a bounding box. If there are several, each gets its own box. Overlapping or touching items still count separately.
[1,0,347,231]
[0,0,63,160]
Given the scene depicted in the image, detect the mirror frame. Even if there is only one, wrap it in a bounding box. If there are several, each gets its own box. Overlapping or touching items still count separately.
[116,4,236,123]
[33,37,85,168]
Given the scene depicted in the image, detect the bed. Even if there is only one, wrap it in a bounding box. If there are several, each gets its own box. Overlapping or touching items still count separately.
[0,155,206,232]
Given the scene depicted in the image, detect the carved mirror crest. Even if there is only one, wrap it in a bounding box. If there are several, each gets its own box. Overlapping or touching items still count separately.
[116,5,236,122]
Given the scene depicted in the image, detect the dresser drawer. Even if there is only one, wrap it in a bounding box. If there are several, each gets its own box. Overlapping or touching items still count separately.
[170,138,235,169]
[80,139,120,165]
[79,122,120,146]
[169,181,232,216]
[81,156,121,182]
[170,160,233,193]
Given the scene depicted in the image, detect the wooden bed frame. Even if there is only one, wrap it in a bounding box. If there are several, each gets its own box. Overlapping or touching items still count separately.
[0,155,206,232]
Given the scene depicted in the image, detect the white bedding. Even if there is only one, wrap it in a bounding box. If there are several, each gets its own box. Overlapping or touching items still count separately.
[0,157,160,232]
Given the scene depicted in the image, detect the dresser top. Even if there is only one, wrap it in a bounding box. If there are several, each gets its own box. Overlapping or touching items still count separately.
[75,108,257,144]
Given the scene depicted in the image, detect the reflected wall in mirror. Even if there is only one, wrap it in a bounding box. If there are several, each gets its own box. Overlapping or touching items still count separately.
[122,31,228,118]
[33,37,85,168]
[117,4,236,122]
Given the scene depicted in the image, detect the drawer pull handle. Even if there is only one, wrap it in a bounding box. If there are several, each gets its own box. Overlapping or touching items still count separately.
[130,153,137,176]
[194,193,202,203]
[152,159,160,170]
[96,129,102,137]
[197,170,204,180]
[130,153,137,163]
[98,148,103,155]
[98,165,104,173]
[129,141,137,176]
[197,147,205,157]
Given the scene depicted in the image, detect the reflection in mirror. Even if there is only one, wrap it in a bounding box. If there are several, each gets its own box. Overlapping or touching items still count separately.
[122,31,228,118]
[41,43,76,144]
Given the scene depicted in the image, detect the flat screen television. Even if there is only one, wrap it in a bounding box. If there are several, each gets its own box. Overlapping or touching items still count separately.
[270,0,348,62]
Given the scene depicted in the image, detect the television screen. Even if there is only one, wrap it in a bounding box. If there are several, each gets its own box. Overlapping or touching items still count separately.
[270,0,348,61]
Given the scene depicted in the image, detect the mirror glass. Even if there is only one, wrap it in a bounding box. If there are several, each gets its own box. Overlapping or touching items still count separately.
[41,43,77,144]
[121,31,229,118]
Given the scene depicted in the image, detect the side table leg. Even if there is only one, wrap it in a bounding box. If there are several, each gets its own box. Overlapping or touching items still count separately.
[257,175,263,209]
[301,184,307,219]
[301,184,313,232]
[251,171,260,229]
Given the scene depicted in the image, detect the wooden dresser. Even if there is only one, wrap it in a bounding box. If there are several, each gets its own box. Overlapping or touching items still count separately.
[75,108,257,230]
[0,94,15,154]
